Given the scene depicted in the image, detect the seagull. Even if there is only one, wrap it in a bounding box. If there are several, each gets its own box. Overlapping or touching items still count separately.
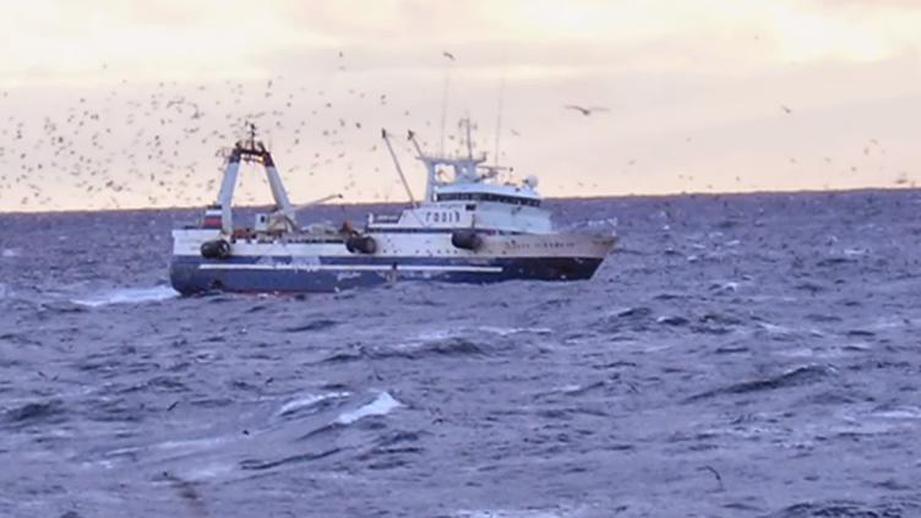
[564,105,609,116]
[442,51,455,61]
[780,105,792,114]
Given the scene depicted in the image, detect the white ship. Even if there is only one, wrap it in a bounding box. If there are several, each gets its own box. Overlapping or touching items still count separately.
[169,124,616,294]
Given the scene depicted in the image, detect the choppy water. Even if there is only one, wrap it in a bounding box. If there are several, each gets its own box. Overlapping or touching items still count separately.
[2,191,921,517]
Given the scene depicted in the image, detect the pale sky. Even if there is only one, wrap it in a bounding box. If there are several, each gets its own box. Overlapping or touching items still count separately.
[1,0,920,211]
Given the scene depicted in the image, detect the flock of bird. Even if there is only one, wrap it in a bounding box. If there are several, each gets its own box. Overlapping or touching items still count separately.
[0,50,910,212]
[775,104,905,189]
[0,51,567,210]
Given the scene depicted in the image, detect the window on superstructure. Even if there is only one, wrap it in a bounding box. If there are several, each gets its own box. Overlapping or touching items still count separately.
[436,192,540,207]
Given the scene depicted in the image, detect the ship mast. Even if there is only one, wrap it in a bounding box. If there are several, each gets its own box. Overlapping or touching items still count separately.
[380,129,418,207]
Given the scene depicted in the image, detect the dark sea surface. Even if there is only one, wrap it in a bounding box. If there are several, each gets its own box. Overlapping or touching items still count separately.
[1,191,920,517]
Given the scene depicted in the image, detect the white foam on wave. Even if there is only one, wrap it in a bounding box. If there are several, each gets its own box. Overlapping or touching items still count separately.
[103,434,232,461]
[1,248,18,258]
[416,328,460,341]
[418,326,551,341]
[182,461,236,482]
[871,406,921,420]
[73,285,179,307]
[277,391,350,416]
[758,321,794,334]
[335,391,402,425]
[455,509,568,518]
[477,326,552,336]
[710,280,740,293]
[539,383,587,396]
[154,435,231,453]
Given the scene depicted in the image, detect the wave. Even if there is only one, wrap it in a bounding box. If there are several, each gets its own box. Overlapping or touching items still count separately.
[535,381,606,399]
[72,285,179,307]
[384,337,487,360]
[417,326,551,341]
[709,280,740,293]
[454,508,574,517]
[276,392,350,417]
[598,306,654,332]
[415,337,485,357]
[239,447,341,471]
[765,499,919,518]
[612,306,653,319]
[870,405,921,420]
[476,326,552,336]
[3,400,65,426]
[657,315,690,326]
[321,337,488,363]
[282,319,338,333]
[685,365,835,402]
[335,391,402,425]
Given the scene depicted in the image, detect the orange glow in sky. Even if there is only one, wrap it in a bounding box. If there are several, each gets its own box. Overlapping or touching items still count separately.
[1,0,920,211]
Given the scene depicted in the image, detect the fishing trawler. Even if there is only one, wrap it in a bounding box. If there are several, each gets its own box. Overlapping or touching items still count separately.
[169,124,616,294]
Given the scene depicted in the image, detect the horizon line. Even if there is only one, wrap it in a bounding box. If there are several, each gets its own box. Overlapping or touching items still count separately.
[0,185,915,217]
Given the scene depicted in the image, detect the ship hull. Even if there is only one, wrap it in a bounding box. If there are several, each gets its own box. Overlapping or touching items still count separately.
[169,228,615,295]
[169,254,606,295]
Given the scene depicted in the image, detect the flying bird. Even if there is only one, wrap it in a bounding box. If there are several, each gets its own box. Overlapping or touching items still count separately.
[564,105,609,116]
[780,105,792,114]
[442,51,455,61]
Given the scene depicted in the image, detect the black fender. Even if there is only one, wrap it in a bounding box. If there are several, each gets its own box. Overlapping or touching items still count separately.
[451,229,483,251]
[346,235,377,254]
[200,239,231,259]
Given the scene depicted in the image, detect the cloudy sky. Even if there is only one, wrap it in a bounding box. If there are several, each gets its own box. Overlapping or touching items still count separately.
[1,0,920,211]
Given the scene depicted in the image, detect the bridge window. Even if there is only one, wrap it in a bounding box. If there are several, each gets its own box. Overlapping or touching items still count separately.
[436,192,540,207]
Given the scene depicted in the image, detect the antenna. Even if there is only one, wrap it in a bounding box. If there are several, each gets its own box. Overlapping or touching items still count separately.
[464,116,473,159]
[407,129,425,158]
[493,71,506,168]
[439,54,454,154]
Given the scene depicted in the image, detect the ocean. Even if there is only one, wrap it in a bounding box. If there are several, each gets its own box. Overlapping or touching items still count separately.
[1,190,920,517]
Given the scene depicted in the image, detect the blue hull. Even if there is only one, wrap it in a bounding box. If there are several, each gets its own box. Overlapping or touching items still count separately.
[169,255,604,295]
